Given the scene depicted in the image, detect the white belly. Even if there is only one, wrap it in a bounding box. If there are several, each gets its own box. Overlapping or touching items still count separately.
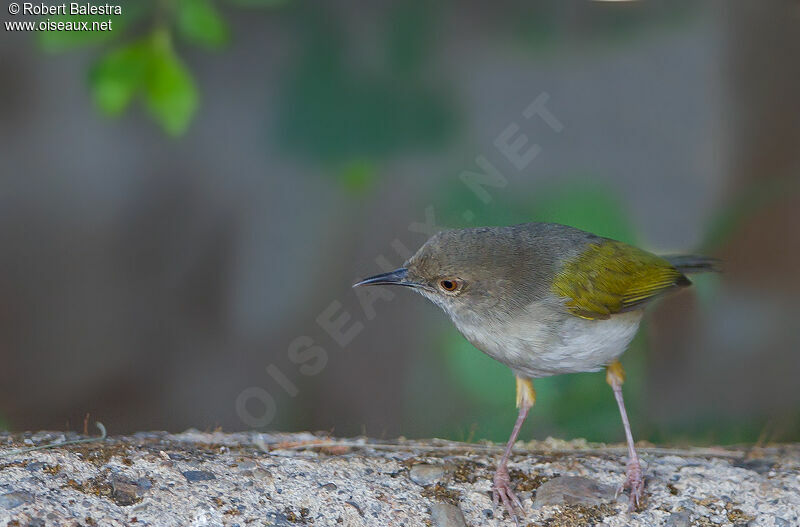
[526,311,643,377]
[454,305,643,378]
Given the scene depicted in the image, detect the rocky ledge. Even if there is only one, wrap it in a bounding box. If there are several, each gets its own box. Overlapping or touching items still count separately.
[0,431,798,526]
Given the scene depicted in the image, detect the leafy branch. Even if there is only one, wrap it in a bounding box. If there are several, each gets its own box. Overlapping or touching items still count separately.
[40,0,287,136]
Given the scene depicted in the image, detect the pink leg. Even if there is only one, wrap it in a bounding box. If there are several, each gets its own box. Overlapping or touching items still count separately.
[492,377,534,525]
[607,361,644,511]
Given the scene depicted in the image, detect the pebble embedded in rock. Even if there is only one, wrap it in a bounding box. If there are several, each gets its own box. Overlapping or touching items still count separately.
[735,458,776,475]
[409,464,447,486]
[665,510,692,527]
[252,467,272,480]
[0,490,35,509]
[430,503,468,527]
[111,475,143,506]
[532,475,616,508]
[182,470,216,482]
[266,511,296,527]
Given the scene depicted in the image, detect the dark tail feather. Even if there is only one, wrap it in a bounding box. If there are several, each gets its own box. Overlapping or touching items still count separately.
[665,255,720,274]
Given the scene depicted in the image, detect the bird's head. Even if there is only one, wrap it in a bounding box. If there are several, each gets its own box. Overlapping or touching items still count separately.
[354,228,546,323]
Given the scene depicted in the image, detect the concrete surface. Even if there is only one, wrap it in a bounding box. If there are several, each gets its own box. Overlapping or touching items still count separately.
[1,431,798,526]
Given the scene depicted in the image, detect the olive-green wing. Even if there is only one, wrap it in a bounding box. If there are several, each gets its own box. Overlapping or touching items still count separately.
[552,239,690,320]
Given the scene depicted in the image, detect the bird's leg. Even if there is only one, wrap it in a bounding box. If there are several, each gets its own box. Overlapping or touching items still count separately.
[606,360,644,511]
[492,376,535,525]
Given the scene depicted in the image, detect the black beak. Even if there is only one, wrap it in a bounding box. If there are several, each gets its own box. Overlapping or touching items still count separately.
[353,268,413,288]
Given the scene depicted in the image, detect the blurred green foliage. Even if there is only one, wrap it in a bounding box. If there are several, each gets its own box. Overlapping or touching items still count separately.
[507,0,698,54]
[34,0,455,145]
[90,30,198,135]
[177,0,229,49]
[275,2,455,189]
[338,159,377,195]
[141,30,198,135]
[37,0,284,135]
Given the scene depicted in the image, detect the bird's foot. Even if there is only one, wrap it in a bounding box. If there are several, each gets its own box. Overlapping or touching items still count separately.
[492,465,523,525]
[616,460,645,512]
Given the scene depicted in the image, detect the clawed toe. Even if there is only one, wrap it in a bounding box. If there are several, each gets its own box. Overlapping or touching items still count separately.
[620,462,645,511]
[492,467,524,525]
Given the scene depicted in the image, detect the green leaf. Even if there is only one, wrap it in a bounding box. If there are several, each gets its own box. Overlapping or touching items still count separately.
[88,31,199,135]
[144,31,199,136]
[338,159,376,194]
[177,0,229,49]
[89,40,149,116]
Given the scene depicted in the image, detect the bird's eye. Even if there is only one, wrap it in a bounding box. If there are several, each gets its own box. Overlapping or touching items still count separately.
[438,278,460,293]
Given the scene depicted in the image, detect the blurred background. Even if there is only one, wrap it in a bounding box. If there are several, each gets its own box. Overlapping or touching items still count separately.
[1,0,799,446]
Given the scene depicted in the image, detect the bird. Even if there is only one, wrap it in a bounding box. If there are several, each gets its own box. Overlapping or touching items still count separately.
[353,222,716,522]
